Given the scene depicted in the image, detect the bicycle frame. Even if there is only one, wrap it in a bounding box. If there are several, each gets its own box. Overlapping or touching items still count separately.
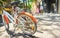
[0,1,38,35]
[3,10,14,23]
[3,10,37,27]
[2,4,19,25]
[3,10,25,26]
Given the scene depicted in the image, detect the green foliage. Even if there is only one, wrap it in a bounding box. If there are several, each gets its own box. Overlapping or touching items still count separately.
[2,0,6,2]
[0,1,3,6]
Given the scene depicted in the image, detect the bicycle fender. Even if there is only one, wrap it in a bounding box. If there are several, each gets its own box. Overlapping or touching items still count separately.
[3,15,9,24]
[18,12,37,23]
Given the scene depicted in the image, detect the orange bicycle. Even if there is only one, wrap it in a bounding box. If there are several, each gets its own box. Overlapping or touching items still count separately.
[2,1,37,35]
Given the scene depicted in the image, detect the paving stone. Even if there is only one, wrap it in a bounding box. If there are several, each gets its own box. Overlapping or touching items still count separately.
[51,25,60,30]
[0,31,10,38]
[0,26,5,32]
[42,18,52,21]
[34,31,55,38]
[39,26,53,31]
[52,30,60,38]
[41,21,53,25]
[52,22,60,25]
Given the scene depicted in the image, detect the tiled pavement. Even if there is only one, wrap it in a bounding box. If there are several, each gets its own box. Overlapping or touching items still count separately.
[34,13,60,38]
[0,13,60,38]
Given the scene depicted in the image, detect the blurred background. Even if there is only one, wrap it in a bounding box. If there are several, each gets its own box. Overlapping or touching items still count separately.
[0,0,60,14]
[0,0,60,24]
[0,0,60,38]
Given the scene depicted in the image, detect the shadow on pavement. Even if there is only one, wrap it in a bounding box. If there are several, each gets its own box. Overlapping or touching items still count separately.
[12,33,39,38]
[6,29,39,38]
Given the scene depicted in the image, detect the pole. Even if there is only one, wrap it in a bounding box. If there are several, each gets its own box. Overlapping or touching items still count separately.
[58,0,60,13]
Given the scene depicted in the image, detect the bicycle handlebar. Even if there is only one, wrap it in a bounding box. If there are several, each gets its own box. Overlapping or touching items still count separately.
[10,1,20,6]
[4,1,20,8]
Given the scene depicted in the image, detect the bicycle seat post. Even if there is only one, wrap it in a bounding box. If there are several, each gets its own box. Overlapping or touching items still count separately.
[11,4,17,15]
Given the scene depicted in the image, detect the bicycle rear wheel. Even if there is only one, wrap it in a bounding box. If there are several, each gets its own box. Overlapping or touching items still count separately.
[17,12,37,35]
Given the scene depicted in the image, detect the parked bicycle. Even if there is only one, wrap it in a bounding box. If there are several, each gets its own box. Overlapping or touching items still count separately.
[1,1,37,35]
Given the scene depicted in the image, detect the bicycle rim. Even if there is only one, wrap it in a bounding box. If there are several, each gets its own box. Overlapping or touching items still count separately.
[17,14,37,35]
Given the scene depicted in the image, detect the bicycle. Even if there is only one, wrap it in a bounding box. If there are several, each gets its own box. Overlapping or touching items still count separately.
[1,1,37,35]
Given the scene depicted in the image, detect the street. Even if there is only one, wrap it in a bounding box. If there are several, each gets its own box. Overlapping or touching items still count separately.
[0,13,60,38]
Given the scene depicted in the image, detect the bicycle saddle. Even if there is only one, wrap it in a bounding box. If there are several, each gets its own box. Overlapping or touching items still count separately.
[4,1,20,8]
[10,1,20,5]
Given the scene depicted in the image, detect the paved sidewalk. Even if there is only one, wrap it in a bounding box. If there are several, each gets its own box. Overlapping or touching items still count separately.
[0,13,60,38]
[34,13,60,38]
